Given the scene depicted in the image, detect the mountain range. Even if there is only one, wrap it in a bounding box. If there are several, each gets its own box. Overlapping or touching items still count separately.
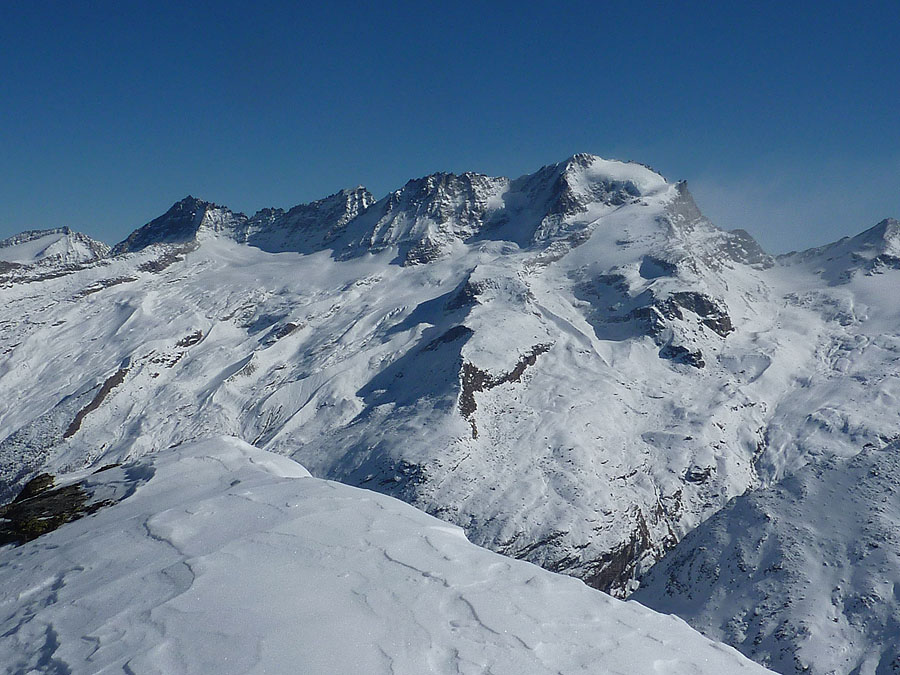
[1,153,898,674]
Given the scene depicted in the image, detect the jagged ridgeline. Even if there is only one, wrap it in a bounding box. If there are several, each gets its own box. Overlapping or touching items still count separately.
[2,154,899,674]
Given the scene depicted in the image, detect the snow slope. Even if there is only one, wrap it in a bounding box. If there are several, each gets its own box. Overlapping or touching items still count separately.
[1,154,899,672]
[0,436,772,675]
[634,235,900,674]
[0,155,791,597]
[0,228,109,267]
[635,442,900,675]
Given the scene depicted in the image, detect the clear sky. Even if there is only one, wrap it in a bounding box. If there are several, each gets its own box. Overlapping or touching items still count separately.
[2,0,898,252]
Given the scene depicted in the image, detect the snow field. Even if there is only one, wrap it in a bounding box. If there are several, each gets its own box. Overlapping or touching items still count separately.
[0,437,772,674]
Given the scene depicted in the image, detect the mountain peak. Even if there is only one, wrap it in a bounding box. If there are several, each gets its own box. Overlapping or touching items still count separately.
[106,156,745,267]
[779,216,900,282]
[169,195,214,214]
[0,227,109,266]
[558,153,668,195]
[867,217,900,248]
[339,185,372,198]
[317,185,375,210]
[111,196,241,255]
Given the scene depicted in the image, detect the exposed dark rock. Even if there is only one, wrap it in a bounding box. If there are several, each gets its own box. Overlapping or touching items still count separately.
[459,343,552,437]
[176,331,204,348]
[113,198,216,255]
[628,292,732,340]
[423,325,474,351]
[403,238,444,266]
[869,253,900,273]
[0,464,151,546]
[669,292,734,337]
[135,241,199,273]
[580,510,655,594]
[0,261,23,274]
[74,276,137,298]
[262,322,302,346]
[446,277,480,310]
[14,473,55,501]
[660,344,705,368]
[0,475,108,546]
[63,368,129,439]
[685,466,714,483]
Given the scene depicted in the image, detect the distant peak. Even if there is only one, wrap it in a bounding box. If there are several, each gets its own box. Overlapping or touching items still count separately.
[112,196,240,255]
[303,186,375,214]
[402,172,457,188]
[562,153,662,175]
[334,185,375,202]
[0,227,109,265]
[0,227,72,248]
[778,216,900,282]
[170,195,213,212]
[839,217,900,250]
[855,217,900,255]
[564,152,601,168]
[871,217,900,237]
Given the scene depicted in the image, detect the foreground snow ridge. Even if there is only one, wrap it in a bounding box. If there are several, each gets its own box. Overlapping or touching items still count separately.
[0,437,770,675]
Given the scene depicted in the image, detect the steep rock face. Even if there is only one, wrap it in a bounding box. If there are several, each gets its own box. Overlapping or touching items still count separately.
[339,172,509,264]
[239,187,376,253]
[658,182,774,271]
[110,196,244,255]
[110,190,379,258]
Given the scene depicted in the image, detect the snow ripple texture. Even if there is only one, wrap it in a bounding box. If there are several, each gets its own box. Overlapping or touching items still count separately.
[0,437,771,674]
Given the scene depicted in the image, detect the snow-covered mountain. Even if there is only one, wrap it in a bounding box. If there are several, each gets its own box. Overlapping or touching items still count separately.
[635,219,900,673]
[0,227,108,271]
[0,436,771,674]
[634,441,900,675]
[1,153,898,673]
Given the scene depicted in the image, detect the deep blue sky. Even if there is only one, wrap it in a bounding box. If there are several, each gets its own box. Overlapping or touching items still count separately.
[2,1,898,252]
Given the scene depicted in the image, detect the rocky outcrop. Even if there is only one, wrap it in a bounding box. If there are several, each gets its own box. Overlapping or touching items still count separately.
[63,368,129,439]
[0,463,151,546]
[459,343,552,437]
